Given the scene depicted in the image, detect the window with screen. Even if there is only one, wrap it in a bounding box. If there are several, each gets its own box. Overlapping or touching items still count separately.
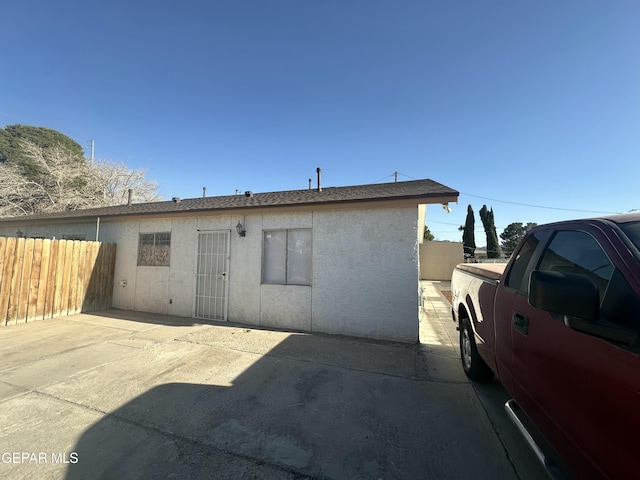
[262,229,312,285]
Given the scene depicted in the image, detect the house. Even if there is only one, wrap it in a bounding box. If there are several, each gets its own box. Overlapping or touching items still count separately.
[0,178,458,342]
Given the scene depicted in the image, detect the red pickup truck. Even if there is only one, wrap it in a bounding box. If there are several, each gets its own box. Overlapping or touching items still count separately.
[451,214,640,479]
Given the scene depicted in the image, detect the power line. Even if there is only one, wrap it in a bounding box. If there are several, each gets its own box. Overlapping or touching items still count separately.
[0,111,31,124]
[460,192,621,215]
[428,220,511,231]
[374,171,622,214]
[428,220,459,226]
[372,171,418,184]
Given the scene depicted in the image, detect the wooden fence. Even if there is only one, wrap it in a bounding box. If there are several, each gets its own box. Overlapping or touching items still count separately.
[0,237,116,327]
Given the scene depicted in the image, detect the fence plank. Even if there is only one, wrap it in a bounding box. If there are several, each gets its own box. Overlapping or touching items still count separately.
[35,239,51,321]
[7,238,26,325]
[83,242,97,312]
[74,241,87,315]
[0,237,15,326]
[16,238,35,324]
[26,239,43,322]
[68,241,80,315]
[95,244,108,311]
[45,239,59,320]
[104,243,116,310]
[0,237,6,296]
[53,240,67,317]
[61,240,75,316]
[96,244,107,311]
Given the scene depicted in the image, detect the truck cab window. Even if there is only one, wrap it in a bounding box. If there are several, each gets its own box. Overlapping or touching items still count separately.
[504,231,549,294]
[538,231,614,304]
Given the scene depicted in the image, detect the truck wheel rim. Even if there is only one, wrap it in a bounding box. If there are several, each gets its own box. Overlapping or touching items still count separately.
[462,328,472,370]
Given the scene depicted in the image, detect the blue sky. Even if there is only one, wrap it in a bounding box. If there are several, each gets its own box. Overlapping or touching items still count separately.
[2,1,639,243]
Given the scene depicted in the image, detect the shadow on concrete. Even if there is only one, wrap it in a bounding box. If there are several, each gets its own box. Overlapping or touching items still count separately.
[64,333,518,480]
[82,309,226,327]
[85,308,414,348]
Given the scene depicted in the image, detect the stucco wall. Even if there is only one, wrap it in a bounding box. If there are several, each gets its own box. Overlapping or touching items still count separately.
[419,241,464,280]
[311,207,419,342]
[0,205,421,342]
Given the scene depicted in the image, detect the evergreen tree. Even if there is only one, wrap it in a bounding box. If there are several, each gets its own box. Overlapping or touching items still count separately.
[0,124,84,180]
[423,225,435,241]
[479,205,501,258]
[500,222,538,256]
[458,205,476,257]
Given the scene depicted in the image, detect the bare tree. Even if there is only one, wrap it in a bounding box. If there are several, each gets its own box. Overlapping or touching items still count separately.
[87,160,161,205]
[0,140,161,217]
[0,161,35,216]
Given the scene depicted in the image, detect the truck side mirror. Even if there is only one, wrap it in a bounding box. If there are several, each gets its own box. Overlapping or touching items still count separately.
[528,270,599,321]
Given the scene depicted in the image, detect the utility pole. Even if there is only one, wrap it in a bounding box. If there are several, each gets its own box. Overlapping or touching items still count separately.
[90,139,94,164]
[394,171,398,182]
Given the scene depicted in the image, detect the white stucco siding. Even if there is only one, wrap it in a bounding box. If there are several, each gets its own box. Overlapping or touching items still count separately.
[311,207,419,343]
[260,284,312,330]
[418,204,426,244]
[133,266,170,314]
[166,218,198,316]
[261,212,313,230]
[103,217,198,316]
[227,215,261,325]
[100,221,139,311]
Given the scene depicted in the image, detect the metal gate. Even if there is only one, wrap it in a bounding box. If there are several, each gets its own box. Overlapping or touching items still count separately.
[194,231,230,320]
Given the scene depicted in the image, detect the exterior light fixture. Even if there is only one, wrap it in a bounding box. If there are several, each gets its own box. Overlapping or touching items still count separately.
[236,222,246,237]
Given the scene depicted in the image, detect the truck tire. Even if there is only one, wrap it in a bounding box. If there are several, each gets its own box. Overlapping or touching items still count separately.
[460,318,494,382]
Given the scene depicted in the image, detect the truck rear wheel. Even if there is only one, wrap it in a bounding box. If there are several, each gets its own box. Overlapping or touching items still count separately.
[460,318,494,382]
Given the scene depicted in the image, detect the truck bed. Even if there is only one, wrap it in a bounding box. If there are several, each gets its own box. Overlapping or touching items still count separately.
[455,262,507,281]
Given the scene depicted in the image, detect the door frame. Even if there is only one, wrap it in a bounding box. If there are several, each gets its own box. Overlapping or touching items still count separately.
[193,230,230,321]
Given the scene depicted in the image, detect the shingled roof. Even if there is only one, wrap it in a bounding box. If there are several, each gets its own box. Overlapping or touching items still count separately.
[0,179,458,223]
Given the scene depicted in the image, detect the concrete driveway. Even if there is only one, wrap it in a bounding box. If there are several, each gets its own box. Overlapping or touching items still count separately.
[0,282,547,479]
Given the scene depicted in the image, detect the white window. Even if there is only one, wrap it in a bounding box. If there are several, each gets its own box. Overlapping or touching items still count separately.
[138,232,171,266]
[262,229,312,285]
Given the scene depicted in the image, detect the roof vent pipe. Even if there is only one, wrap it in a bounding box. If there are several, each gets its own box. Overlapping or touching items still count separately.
[317,167,322,192]
[203,187,206,198]
[127,189,133,206]
[308,178,312,190]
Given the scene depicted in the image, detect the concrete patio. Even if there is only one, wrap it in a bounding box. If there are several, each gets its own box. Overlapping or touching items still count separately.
[0,282,546,479]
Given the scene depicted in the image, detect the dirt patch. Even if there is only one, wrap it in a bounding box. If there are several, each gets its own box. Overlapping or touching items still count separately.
[440,290,452,304]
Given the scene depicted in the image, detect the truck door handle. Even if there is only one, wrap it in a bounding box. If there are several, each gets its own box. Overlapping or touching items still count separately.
[513,312,529,335]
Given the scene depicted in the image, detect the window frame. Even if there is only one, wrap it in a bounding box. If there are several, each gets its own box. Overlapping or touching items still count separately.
[262,228,312,286]
[137,232,171,267]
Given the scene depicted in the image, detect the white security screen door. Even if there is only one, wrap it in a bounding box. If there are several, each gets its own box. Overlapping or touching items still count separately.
[195,231,230,320]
